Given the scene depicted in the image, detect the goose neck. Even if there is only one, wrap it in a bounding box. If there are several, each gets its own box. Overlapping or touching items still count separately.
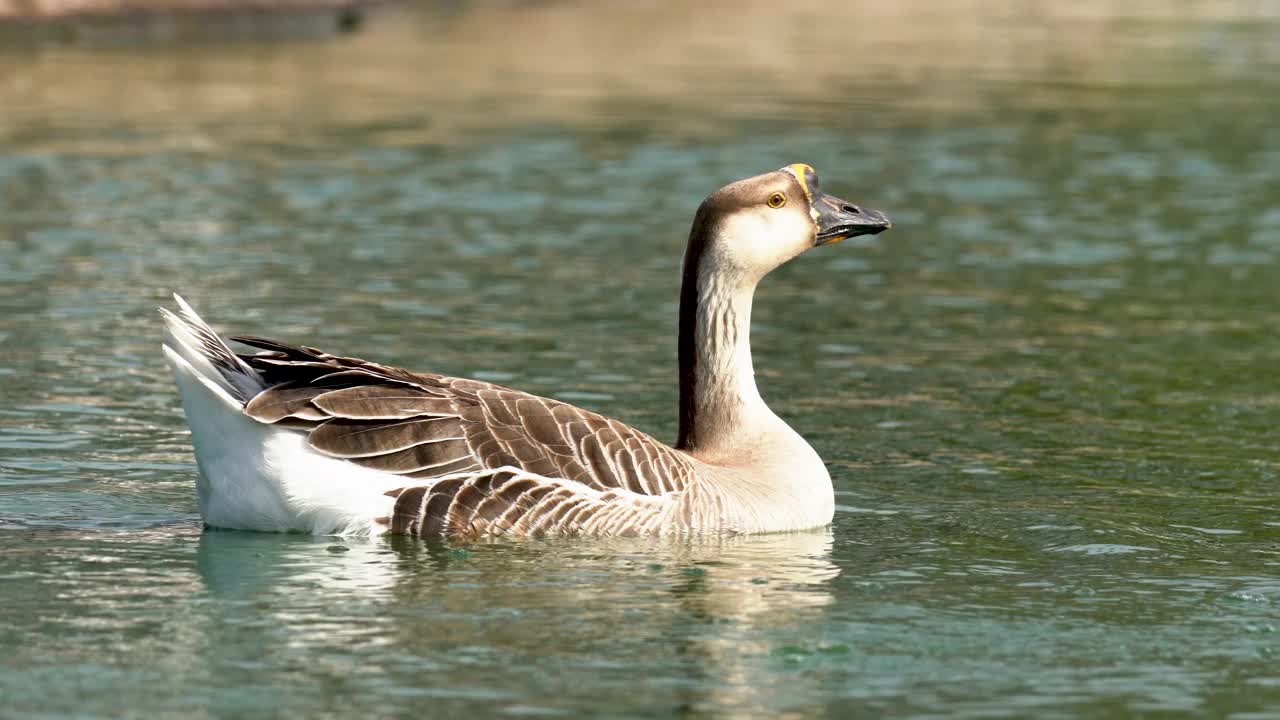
[676,259,772,453]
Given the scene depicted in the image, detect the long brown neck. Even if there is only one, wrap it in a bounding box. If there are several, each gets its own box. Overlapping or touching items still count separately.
[676,227,767,454]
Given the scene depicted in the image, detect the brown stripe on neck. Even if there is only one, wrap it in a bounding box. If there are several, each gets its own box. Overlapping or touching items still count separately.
[676,202,713,451]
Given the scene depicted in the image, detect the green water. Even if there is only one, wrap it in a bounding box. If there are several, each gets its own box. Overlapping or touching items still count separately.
[2,3,1280,717]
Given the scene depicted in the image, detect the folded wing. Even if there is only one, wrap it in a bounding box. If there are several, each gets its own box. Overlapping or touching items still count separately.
[233,336,698,497]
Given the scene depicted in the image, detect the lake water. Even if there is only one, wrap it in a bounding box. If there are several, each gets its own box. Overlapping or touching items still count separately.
[2,2,1279,717]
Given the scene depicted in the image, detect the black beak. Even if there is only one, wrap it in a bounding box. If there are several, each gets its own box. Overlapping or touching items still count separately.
[813,190,892,246]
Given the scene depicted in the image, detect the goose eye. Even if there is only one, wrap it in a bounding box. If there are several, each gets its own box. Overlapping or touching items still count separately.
[767,192,787,209]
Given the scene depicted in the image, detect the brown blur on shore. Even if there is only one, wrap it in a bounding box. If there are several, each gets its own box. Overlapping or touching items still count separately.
[1,0,1277,148]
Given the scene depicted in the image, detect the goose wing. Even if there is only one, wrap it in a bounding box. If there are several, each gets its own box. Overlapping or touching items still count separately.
[233,336,697,497]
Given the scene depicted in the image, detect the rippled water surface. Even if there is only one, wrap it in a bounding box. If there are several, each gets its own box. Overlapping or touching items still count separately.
[2,2,1280,717]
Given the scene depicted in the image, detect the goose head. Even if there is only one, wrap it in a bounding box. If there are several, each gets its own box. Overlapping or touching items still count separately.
[676,164,891,453]
[689,163,891,282]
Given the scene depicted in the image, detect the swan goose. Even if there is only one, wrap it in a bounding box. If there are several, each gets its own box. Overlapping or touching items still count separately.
[161,163,891,537]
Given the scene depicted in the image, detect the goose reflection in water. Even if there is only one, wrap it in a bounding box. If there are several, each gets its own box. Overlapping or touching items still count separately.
[195,530,839,710]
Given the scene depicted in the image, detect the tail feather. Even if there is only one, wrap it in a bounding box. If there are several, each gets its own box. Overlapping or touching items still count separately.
[160,293,264,404]
[162,293,399,535]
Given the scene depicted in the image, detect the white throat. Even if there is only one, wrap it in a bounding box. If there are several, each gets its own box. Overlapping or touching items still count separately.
[693,267,765,431]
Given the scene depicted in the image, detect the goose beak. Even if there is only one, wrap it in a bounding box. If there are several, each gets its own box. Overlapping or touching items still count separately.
[813,191,892,246]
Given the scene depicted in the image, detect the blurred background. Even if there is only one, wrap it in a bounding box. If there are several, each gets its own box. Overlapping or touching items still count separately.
[1,2,1279,718]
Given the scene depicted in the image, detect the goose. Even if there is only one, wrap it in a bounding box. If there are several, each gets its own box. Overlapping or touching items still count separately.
[161,163,891,538]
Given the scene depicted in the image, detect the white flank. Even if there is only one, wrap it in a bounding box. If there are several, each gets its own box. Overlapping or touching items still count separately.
[162,296,401,535]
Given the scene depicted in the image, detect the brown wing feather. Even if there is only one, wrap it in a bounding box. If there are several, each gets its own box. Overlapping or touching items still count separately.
[242,383,333,423]
[309,417,465,458]
[386,469,670,538]
[310,385,457,420]
[234,336,699,494]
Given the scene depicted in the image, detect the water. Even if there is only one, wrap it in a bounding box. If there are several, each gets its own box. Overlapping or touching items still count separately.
[2,2,1280,716]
